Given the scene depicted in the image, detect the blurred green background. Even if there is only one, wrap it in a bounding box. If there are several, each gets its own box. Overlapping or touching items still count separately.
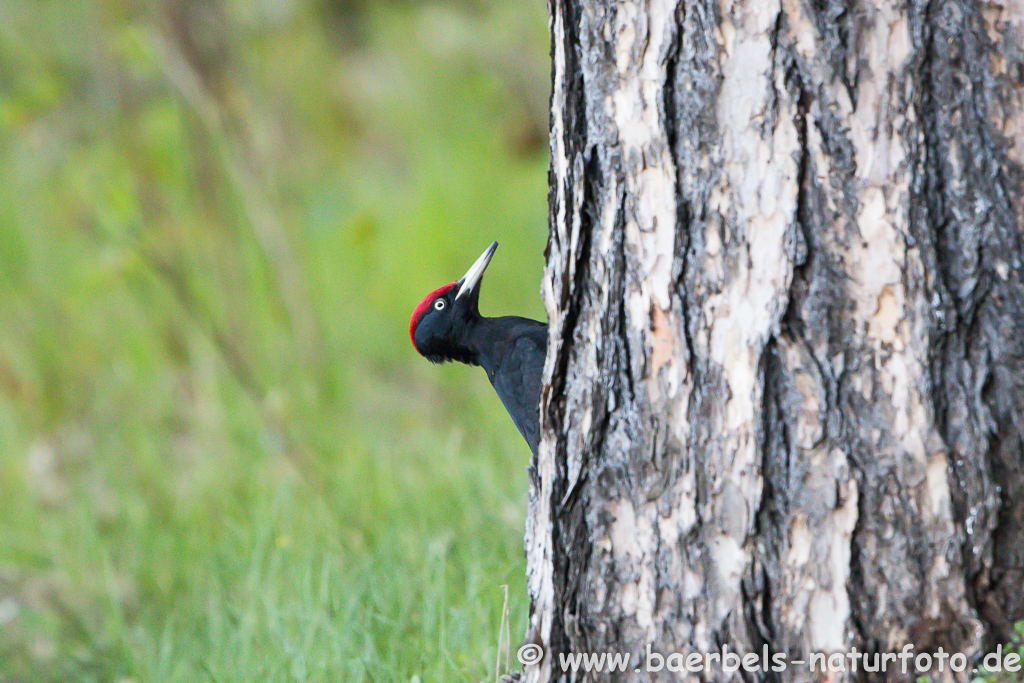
[0,0,548,680]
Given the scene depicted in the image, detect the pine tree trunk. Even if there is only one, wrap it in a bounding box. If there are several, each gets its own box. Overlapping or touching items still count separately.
[526,0,1024,681]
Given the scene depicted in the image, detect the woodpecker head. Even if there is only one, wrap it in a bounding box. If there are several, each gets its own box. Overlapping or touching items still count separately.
[410,241,498,364]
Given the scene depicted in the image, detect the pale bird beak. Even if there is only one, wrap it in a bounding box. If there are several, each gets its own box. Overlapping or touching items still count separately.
[456,241,498,300]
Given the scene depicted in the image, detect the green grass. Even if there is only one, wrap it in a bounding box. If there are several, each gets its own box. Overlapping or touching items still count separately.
[0,0,547,680]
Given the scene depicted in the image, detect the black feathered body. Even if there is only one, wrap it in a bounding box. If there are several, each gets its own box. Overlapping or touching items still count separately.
[471,316,547,454]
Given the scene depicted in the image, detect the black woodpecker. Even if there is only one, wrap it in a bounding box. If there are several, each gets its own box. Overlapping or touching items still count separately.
[409,241,547,454]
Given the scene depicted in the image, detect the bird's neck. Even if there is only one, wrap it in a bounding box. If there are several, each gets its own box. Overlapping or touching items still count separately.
[433,313,490,368]
[465,316,509,377]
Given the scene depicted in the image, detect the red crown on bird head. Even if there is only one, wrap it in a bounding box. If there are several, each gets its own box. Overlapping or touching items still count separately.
[409,282,457,351]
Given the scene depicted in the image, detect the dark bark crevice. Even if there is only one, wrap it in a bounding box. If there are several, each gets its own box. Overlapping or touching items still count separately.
[749,336,789,683]
[669,0,720,400]
[537,0,599,667]
[907,0,1024,643]
[547,148,601,664]
[745,27,801,675]
[806,0,860,104]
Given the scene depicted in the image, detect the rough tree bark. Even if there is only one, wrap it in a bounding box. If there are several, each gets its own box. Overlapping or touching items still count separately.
[525,0,1024,681]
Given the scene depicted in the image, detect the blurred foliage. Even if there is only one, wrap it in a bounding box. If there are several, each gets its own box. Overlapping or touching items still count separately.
[0,0,548,680]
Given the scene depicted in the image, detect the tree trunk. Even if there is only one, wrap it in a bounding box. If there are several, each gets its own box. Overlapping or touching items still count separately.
[526,0,1024,681]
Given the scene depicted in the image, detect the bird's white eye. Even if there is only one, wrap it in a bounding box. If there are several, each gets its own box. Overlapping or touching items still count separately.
[434,299,446,310]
